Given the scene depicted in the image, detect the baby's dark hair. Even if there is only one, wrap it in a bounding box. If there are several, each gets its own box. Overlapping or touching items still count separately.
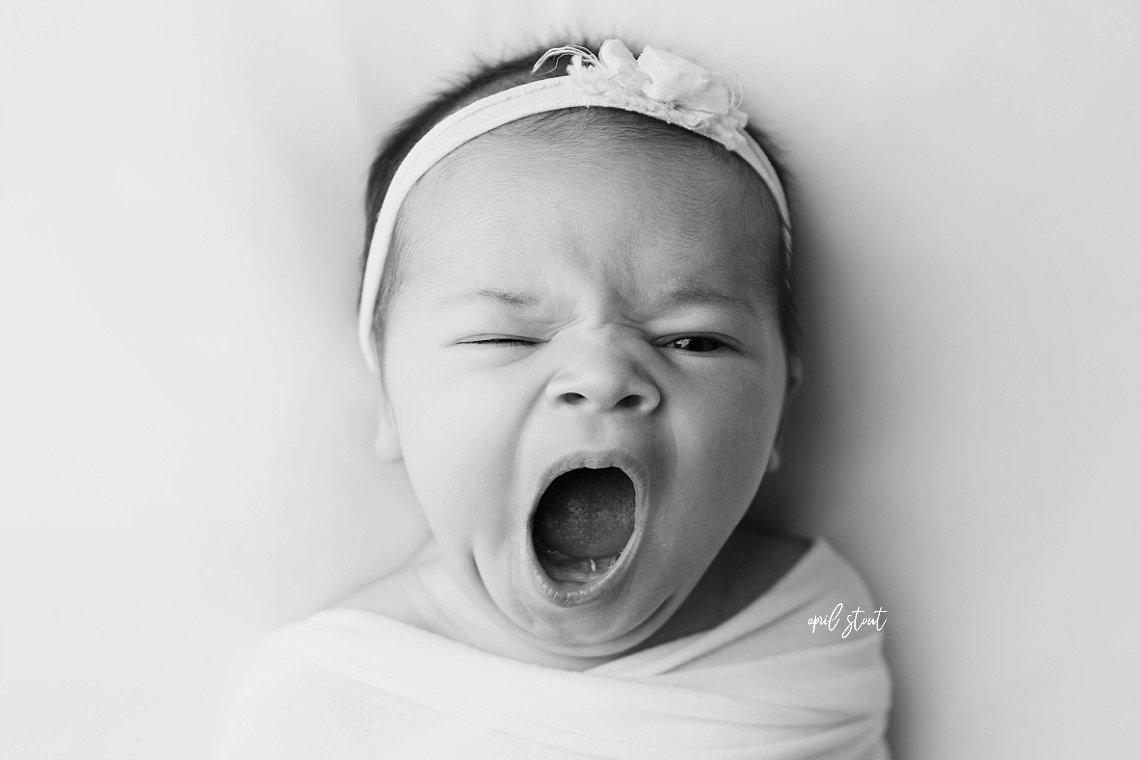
[361,41,799,362]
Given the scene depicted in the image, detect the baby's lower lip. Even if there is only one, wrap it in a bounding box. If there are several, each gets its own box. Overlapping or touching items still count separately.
[534,538,622,583]
[529,531,639,606]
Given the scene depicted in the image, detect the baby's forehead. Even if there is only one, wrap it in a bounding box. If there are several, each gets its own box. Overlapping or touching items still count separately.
[466,111,762,195]
[413,116,777,235]
[392,111,783,308]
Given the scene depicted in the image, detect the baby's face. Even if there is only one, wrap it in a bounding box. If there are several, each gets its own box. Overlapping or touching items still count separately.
[378,128,788,658]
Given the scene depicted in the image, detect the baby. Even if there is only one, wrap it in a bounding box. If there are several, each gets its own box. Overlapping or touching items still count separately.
[222,39,891,759]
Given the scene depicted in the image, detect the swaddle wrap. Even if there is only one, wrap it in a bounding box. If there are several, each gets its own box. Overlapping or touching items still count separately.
[221,539,890,759]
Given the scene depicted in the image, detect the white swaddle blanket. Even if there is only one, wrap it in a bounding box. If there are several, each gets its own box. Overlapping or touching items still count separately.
[221,539,890,759]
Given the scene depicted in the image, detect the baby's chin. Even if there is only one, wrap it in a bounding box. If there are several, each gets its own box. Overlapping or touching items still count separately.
[520,591,671,651]
[499,599,679,661]
[480,549,694,658]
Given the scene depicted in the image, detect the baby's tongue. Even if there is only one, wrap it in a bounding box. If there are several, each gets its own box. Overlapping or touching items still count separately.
[533,468,635,559]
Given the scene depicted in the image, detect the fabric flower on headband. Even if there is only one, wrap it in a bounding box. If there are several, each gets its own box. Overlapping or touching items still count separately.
[533,39,749,151]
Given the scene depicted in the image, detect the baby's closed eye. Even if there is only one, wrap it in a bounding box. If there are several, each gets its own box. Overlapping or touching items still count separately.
[456,332,738,354]
[458,335,544,347]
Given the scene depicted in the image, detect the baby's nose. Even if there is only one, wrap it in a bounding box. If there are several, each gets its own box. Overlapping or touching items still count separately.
[544,335,661,415]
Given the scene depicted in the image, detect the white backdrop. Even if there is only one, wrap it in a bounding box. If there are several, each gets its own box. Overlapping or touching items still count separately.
[2,1,1138,757]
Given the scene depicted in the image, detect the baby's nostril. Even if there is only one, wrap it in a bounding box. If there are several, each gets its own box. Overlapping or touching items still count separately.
[616,394,644,410]
[559,392,587,406]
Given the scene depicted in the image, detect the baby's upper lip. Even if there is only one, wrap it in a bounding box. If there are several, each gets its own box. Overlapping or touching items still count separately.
[529,448,647,521]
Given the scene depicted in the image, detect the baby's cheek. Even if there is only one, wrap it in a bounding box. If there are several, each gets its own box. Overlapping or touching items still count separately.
[674,380,775,504]
[691,368,776,438]
[393,371,520,527]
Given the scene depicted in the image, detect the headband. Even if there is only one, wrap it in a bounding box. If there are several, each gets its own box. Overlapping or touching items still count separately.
[358,39,792,372]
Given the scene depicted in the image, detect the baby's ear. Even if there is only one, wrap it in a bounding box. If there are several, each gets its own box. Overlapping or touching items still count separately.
[373,386,403,462]
[766,356,803,474]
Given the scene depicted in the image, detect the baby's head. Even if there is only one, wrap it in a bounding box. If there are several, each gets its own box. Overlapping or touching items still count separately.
[360,40,797,658]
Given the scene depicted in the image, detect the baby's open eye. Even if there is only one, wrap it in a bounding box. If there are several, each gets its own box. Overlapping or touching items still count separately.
[660,335,731,353]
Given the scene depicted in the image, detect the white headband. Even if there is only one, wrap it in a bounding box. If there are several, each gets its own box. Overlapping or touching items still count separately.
[358,39,792,372]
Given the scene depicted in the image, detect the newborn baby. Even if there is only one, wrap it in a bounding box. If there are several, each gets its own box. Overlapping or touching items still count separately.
[222,39,891,759]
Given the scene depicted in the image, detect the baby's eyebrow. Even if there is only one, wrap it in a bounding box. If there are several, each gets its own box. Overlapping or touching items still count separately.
[434,285,757,315]
[651,285,758,315]
[434,287,541,310]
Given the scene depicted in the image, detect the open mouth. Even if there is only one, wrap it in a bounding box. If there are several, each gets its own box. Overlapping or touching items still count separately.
[531,466,637,586]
